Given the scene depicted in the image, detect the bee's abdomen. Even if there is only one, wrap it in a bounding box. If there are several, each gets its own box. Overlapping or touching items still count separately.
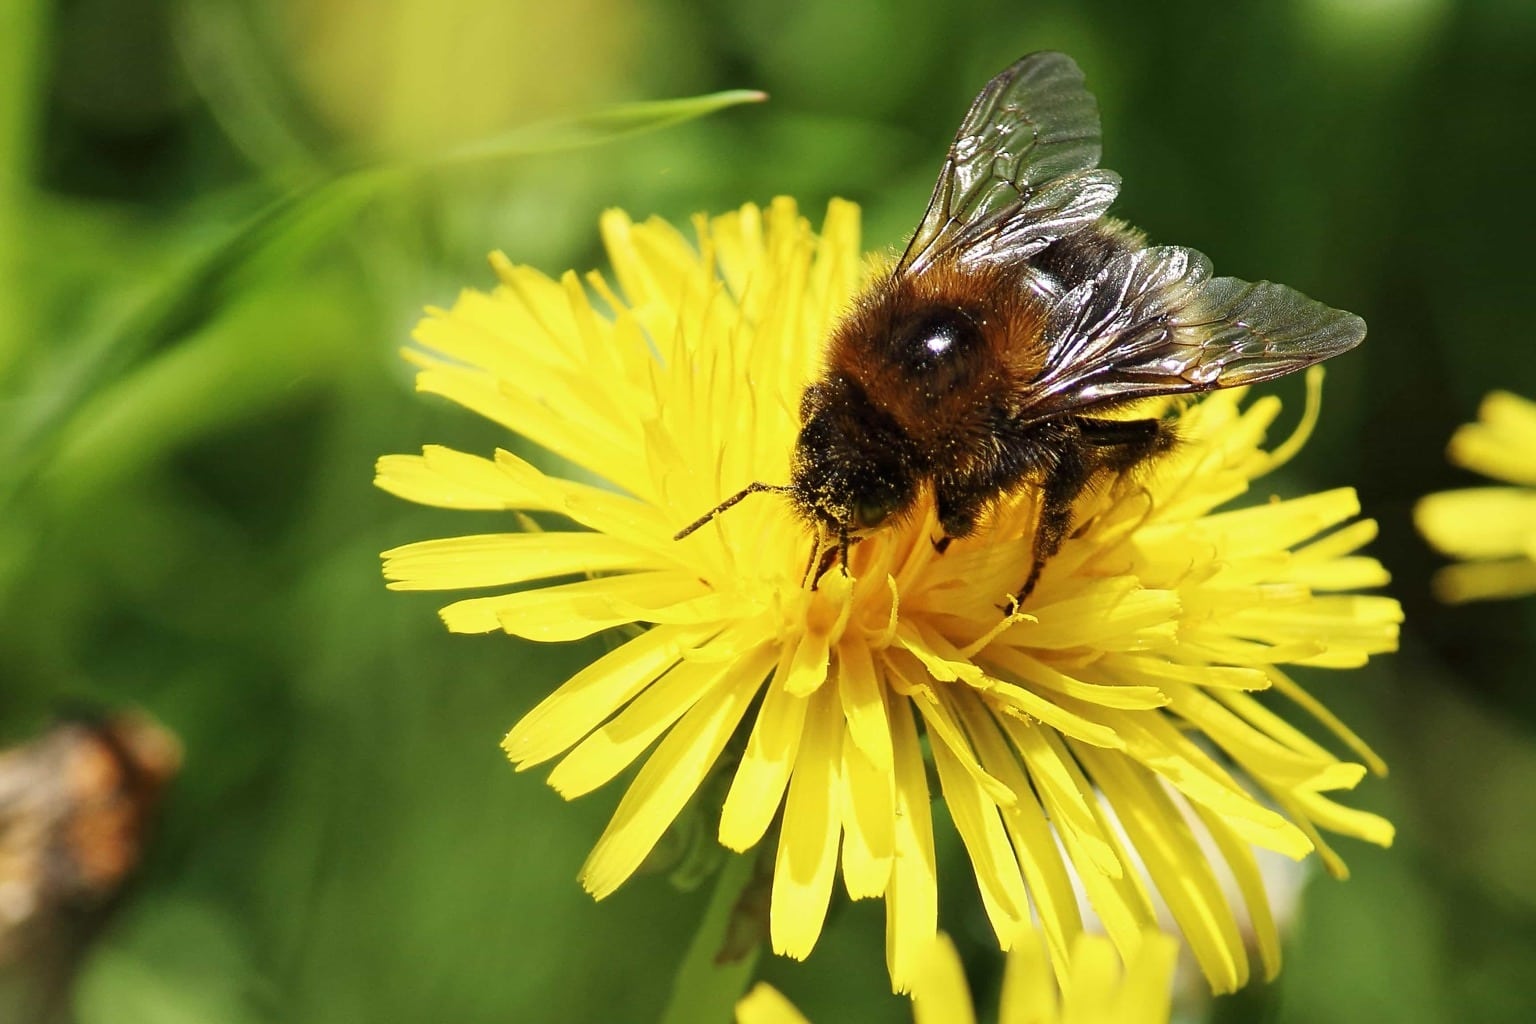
[1025,217,1147,296]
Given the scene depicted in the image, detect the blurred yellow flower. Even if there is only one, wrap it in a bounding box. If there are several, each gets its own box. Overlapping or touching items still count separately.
[377,198,1399,992]
[735,928,1179,1024]
[1415,390,1536,602]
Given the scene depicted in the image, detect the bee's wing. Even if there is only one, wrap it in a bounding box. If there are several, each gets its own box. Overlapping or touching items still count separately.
[898,52,1120,276]
[1012,246,1366,421]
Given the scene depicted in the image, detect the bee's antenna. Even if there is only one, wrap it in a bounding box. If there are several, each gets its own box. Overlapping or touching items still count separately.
[674,482,790,540]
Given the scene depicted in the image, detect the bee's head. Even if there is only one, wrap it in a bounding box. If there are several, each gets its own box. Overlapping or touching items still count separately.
[790,376,921,534]
[672,375,922,549]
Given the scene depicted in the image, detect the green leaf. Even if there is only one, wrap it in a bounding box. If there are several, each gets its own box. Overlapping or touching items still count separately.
[0,86,765,509]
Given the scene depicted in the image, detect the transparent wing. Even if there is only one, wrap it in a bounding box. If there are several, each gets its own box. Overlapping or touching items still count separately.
[1011,246,1367,422]
[898,52,1120,276]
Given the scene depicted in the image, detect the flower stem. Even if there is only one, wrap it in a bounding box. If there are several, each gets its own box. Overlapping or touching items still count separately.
[660,851,763,1024]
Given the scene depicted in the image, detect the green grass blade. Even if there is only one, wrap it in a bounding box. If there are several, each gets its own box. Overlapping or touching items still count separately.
[421,90,768,169]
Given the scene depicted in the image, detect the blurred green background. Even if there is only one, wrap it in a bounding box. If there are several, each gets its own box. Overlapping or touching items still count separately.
[2,0,1534,1021]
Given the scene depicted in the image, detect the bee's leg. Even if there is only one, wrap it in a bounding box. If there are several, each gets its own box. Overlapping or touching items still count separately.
[933,489,988,557]
[1012,464,1091,612]
[1010,417,1172,613]
[809,527,859,590]
[1075,416,1177,470]
[933,438,1045,587]
[805,542,828,589]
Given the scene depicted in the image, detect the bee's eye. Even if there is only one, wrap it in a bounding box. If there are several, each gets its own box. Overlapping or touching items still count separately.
[853,497,896,530]
[890,308,986,383]
[917,321,963,358]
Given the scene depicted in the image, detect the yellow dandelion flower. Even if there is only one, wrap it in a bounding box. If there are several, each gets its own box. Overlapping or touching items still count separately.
[735,928,1179,1024]
[1415,390,1536,602]
[376,198,1399,992]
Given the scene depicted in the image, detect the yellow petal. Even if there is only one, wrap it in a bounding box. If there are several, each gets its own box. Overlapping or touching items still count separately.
[1288,786,1396,848]
[1186,802,1282,981]
[719,652,811,851]
[1003,719,1123,881]
[771,685,843,960]
[1283,554,1392,591]
[909,933,977,1024]
[927,701,1029,943]
[547,643,775,798]
[413,279,645,430]
[553,268,659,419]
[783,622,833,697]
[503,623,716,768]
[1174,688,1339,784]
[1077,744,1247,994]
[977,673,1128,750]
[1219,595,1402,666]
[885,695,938,993]
[989,649,1168,711]
[838,721,895,900]
[1010,582,1182,652]
[836,639,894,773]
[1285,519,1391,591]
[896,622,985,685]
[1194,488,1361,556]
[734,983,811,1024]
[707,203,765,305]
[382,532,658,590]
[580,673,762,899]
[957,701,1083,974]
[375,446,532,509]
[439,571,719,639]
[999,929,1057,1024]
[1292,517,1379,561]
[1017,736,1159,979]
[1447,390,1536,485]
[1107,931,1178,1024]
[1431,557,1536,603]
[412,360,648,498]
[381,444,674,550]
[1059,932,1122,1023]
[1109,709,1313,858]
[1263,667,1387,776]
[492,447,671,540]
[1094,655,1268,692]
[910,685,1015,808]
[1416,487,1536,559]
